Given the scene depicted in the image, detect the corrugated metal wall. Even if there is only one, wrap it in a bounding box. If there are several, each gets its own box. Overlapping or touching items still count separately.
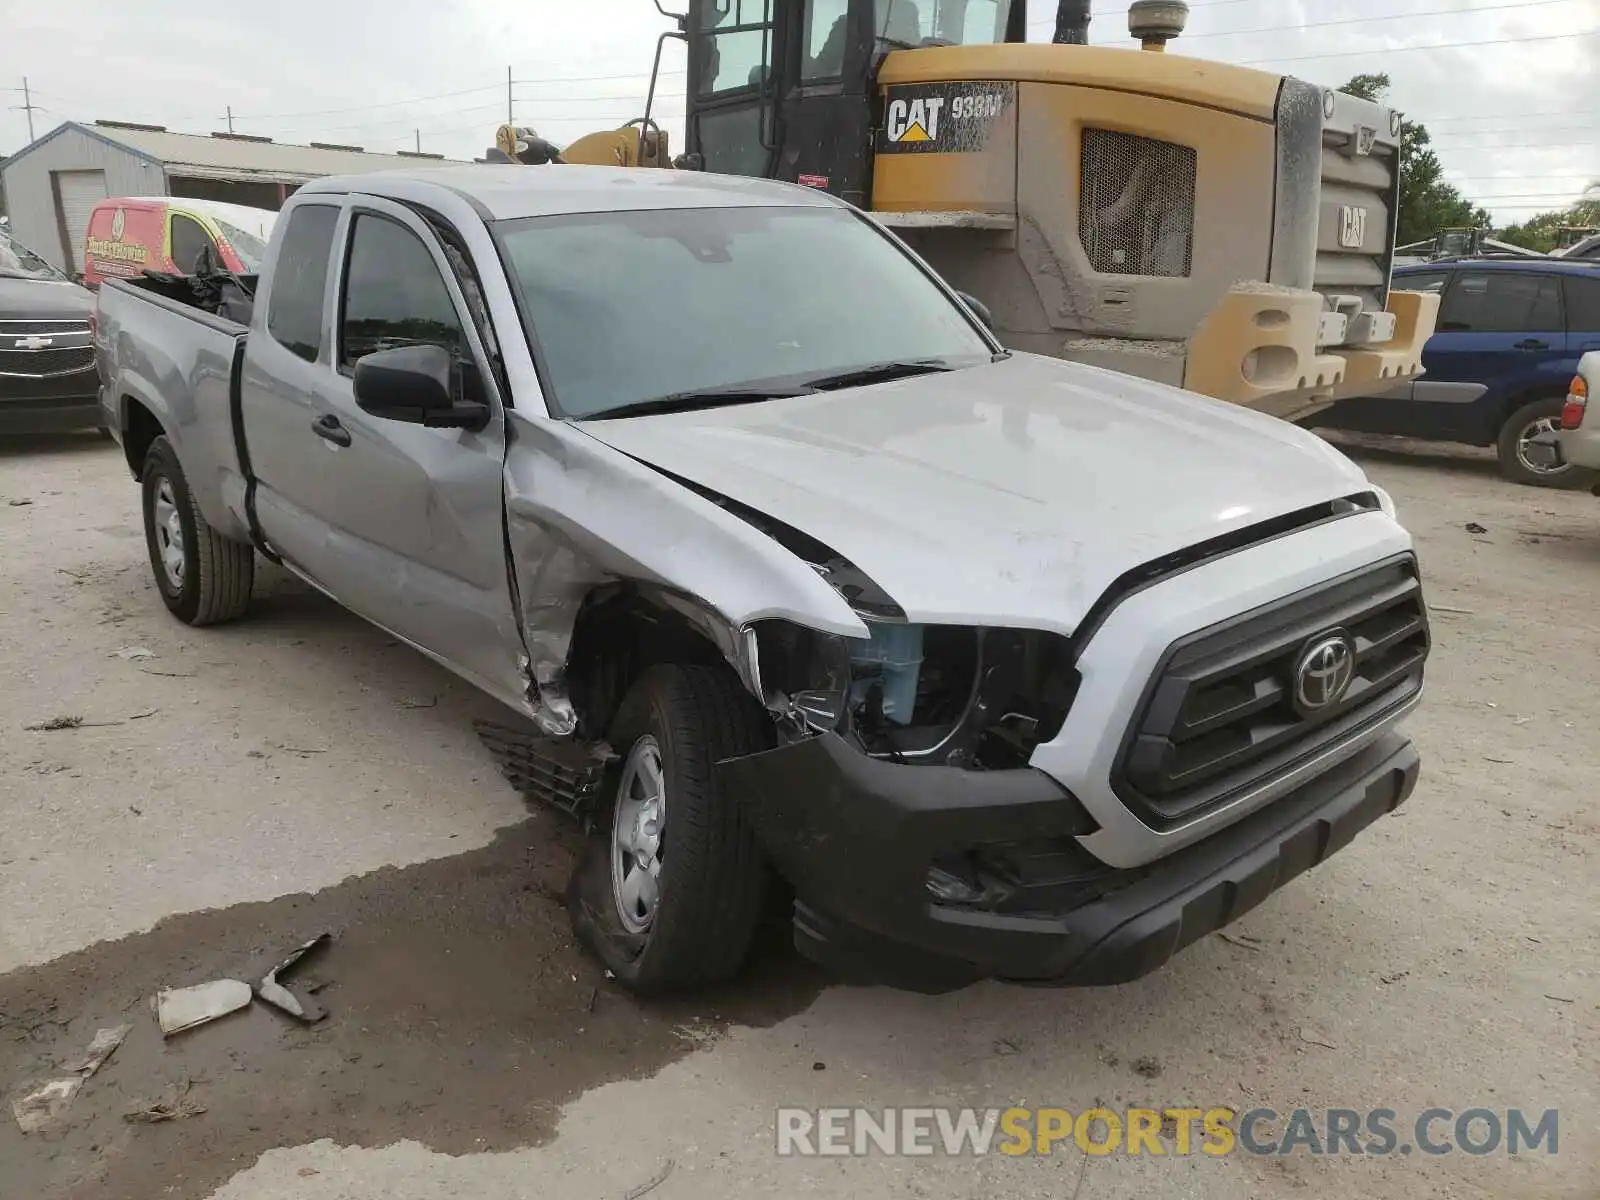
[0,127,166,271]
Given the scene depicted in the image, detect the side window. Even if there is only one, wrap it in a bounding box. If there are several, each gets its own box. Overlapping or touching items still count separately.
[803,0,850,80]
[1392,270,1448,295]
[339,213,465,373]
[1438,273,1562,333]
[265,204,339,363]
[697,0,774,94]
[170,214,214,274]
[1563,275,1600,333]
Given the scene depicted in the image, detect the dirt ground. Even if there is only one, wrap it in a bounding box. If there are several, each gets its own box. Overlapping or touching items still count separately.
[0,431,1595,1200]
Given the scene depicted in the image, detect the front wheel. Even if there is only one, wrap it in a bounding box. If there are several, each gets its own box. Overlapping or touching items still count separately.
[1497,397,1589,489]
[567,663,772,994]
[141,435,255,625]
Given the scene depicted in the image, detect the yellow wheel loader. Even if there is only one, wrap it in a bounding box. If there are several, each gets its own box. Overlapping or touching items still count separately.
[497,0,1438,420]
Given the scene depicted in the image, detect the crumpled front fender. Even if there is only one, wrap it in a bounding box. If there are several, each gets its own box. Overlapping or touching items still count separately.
[501,414,867,734]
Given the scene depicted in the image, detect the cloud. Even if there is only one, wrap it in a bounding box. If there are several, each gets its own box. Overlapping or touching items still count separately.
[4,0,1594,223]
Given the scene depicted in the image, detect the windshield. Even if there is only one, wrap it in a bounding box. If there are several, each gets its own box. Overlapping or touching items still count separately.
[495,204,993,420]
[878,0,1014,46]
[216,220,268,272]
[0,229,67,282]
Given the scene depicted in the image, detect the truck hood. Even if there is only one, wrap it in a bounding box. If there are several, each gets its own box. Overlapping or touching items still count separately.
[0,276,93,322]
[581,353,1373,631]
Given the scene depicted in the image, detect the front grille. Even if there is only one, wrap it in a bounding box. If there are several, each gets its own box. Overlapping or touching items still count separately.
[1079,128,1196,278]
[1116,556,1427,826]
[0,346,95,377]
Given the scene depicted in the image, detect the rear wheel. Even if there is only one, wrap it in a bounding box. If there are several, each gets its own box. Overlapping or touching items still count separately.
[141,436,255,625]
[1497,397,1588,489]
[567,663,772,994]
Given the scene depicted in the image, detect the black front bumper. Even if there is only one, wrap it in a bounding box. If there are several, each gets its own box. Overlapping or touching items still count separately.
[0,371,102,435]
[719,732,1419,991]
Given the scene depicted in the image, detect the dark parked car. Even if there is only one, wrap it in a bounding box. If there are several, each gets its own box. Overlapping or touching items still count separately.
[1307,258,1600,487]
[0,228,98,435]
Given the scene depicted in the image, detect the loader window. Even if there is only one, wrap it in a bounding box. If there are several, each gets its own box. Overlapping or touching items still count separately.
[804,0,850,79]
[495,204,993,420]
[697,0,774,94]
[876,0,1012,45]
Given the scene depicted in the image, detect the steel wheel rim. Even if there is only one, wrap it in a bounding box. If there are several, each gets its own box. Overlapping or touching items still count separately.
[153,477,185,588]
[610,735,666,935]
[1517,416,1567,476]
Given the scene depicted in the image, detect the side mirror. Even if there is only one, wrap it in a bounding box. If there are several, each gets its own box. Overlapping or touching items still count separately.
[353,344,490,431]
[955,290,995,331]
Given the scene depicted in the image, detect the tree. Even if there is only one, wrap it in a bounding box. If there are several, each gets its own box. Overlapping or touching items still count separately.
[1496,183,1600,253]
[1339,72,1489,245]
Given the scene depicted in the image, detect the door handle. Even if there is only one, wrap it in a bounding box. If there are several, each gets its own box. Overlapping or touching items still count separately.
[1513,339,1549,351]
[312,414,352,448]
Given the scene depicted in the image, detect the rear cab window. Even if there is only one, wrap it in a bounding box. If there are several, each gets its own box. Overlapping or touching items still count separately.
[265,204,340,361]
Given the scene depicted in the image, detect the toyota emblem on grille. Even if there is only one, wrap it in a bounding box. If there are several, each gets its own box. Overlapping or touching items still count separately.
[1292,631,1357,715]
[14,336,54,350]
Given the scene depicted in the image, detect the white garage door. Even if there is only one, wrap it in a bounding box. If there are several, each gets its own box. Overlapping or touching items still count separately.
[54,170,109,270]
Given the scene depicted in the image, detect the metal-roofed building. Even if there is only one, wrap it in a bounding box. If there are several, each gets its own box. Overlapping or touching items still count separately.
[0,120,463,271]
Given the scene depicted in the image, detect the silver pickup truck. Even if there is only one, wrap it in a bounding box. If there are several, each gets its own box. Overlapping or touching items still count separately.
[97,166,1430,994]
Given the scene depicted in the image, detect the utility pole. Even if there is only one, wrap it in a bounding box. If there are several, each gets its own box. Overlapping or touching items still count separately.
[225,105,234,134]
[415,129,421,153]
[9,77,43,142]
[507,65,514,124]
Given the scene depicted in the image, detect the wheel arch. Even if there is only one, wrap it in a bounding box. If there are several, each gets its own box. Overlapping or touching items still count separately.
[120,394,167,480]
[563,583,763,741]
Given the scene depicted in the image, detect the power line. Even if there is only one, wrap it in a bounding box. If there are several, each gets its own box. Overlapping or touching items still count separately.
[1433,126,1595,139]
[515,69,687,88]
[1433,138,1600,149]
[1238,28,1598,65]
[1027,0,1315,28]
[1466,191,1600,199]
[231,84,504,121]
[1448,173,1600,180]
[1419,109,1600,124]
[1164,0,1580,42]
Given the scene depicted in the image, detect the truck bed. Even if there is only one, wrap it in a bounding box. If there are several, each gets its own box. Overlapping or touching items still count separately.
[97,275,256,547]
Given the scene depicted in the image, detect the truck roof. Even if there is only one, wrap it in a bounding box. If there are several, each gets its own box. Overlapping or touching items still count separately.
[297,165,840,222]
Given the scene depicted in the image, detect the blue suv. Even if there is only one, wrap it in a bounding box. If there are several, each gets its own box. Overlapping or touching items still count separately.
[1308,258,1600,487]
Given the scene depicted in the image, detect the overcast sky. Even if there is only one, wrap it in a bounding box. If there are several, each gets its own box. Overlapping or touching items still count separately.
[4,0,1596,224]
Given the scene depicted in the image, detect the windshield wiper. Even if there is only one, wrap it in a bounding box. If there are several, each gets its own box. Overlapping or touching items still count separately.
[582,384,817,421]
[798,359,959,392]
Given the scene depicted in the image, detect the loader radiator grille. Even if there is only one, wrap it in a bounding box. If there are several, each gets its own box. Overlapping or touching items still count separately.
[1079,128,1196,278]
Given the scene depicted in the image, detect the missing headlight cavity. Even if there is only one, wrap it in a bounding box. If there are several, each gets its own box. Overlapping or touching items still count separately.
[754,620,1079,770]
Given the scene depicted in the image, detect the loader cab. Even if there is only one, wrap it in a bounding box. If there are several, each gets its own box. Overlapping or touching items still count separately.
[682,0,1025,204]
